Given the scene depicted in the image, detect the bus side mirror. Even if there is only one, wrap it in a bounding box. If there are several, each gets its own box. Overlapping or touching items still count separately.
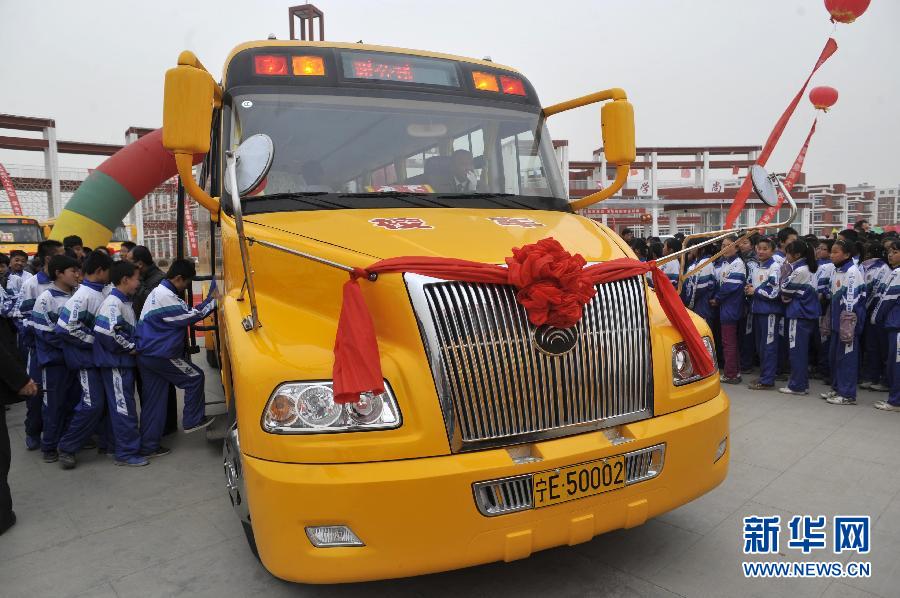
[601,100,636,166]
[542,88,635,209]
[162,51,222,215]
[163,51,220,154]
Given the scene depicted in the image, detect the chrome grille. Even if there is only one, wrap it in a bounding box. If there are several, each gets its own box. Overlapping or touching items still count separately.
[407,274,653,451]
[472,444,666,517]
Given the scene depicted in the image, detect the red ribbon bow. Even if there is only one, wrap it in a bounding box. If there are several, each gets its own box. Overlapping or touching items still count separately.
[333,238,714,403]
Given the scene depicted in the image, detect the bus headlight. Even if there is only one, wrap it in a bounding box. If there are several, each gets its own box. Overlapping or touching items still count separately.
[262,381,401,434]
[672,336,717,386]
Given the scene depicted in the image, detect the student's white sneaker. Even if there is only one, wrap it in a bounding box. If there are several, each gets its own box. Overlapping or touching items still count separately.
[826,395,856,405]
[819,390,837,400]
[873,400,900,412]
[779,387,808,396]
[869,383,890,392]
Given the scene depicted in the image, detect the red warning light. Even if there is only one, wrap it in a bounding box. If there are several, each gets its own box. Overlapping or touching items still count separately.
[254,55,288,76]
[499,75,526,96]
[352,59,414,81]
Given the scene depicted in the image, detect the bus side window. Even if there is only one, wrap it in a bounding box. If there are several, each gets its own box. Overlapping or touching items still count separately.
[500,130,549,196]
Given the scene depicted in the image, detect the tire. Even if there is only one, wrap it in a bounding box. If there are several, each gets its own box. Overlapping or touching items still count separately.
[241,520,261,561]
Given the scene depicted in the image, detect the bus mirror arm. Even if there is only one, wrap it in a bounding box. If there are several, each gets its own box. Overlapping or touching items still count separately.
[226,151,261,332]
[175,153,220,220]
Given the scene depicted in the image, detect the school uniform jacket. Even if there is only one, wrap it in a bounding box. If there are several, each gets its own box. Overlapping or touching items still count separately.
[660,260,680,288]
[872,267,900,329]
[30,285,73,367]
[1,270,32,317]
[55,280,107,370]
[93,289,137,369]
[682,259,716,320]
[714,255,747,323]
[749,257,783,315]
[780,263,820,320]
[136,279,215,359]
[829,261,866,335]
[861,259,891,309]
[14,271,52,348]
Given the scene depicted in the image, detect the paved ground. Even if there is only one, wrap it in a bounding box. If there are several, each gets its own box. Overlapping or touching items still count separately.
[2,361,899,598]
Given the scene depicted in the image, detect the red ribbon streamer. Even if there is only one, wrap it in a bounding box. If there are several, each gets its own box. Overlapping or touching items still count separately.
[757,118,817,227]
[724,38,837,228]
[0,163,23,216]
[332,240,714,404]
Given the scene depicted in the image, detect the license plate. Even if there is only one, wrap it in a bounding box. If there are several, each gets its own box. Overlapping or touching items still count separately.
[532,456,626,508]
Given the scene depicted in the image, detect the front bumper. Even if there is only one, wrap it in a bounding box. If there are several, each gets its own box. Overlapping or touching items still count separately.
[243,391,729,584]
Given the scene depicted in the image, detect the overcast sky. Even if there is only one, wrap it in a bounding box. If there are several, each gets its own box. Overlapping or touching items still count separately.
[1,0,897,187]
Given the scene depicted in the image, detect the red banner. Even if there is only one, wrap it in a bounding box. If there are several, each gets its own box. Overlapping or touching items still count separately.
[724,37,837,227]
[757,119,817,227]
[0,163,23,216]
[184,199,199,257]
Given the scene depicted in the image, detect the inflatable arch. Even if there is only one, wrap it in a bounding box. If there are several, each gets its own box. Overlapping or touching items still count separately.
[49,128,203,248]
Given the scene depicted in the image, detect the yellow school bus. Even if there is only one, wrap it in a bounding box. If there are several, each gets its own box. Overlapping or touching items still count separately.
[0,213,44,255]
[162,41,729,584]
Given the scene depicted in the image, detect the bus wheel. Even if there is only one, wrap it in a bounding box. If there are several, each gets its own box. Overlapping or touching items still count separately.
[224,421,258,560]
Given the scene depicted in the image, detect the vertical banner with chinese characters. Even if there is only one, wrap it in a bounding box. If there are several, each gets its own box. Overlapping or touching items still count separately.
[0,163,23,216]
[724,38,837,227]
[757,119,817,227]
[184,199,199,258]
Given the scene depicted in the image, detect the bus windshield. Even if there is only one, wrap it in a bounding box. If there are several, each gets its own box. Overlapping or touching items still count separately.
[225,92,568,213]
[0,219,43,243]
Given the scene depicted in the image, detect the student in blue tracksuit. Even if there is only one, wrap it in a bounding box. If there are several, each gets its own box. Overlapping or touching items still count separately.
[811,239,834,381]
[136,259,216,457]
[93,261,148,466]
[872,241,900,412]
[859,242,891,391]
[30,255,81,462]
[745,237,782,390]
[738,235,759,373]
[778,240,820,395]
[711,235,746,384]
[822,240,866,405]
[660,238,682,289]
[55,250,113,470]
[12,241,63,450]
[681,240,716,326]
[1,250,31,330]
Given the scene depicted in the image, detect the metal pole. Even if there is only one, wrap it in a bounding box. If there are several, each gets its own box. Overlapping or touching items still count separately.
[226,151,260,331]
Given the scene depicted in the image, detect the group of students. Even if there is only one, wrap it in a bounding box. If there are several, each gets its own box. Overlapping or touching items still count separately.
[629,225,900,410]
[0,238,217,469]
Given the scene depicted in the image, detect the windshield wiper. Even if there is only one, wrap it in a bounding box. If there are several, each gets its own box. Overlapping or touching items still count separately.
[246,191,330,200]
[339,191,429,198]
[434,193,516,199]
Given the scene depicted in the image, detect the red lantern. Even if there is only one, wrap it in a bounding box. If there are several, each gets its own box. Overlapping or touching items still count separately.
[824,0,871,24]
[809,86,839,111]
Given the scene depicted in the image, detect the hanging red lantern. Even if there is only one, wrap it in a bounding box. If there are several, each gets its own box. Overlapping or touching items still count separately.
[809,86,839,111]
[824,0,871,24]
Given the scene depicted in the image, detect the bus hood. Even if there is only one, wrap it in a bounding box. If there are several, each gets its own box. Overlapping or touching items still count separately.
[242,208,627,263]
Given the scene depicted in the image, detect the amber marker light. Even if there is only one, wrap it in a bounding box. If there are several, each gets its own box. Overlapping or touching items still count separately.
[254,55,288,75]
[292,55,325,76]
[499,75,526,96]
[472,71,499,92]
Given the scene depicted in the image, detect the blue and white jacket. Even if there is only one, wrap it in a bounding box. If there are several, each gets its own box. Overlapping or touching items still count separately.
[137,279,215,359]
[861,258,891,309]
[714,255,747,323]
[30,285,73,367]
[93,288,137,369]
[660,260,681,289]
[749,257,783,315]
[14,271,52,347]
[829,260,866,336]
[872,267,900,329]
[682,259,716,320]
[55,280,107,370]
[780,262,820,320]
[1,269,32,317]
